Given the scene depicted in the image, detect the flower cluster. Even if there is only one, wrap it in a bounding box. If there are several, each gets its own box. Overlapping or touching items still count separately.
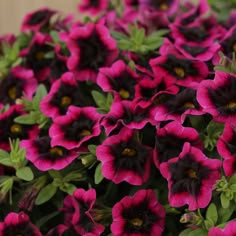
[1,0,236,235]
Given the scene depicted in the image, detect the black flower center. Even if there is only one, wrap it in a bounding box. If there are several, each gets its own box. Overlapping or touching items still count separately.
[179,26,208,43]
[27,10,52,26]
[182,44,208,56]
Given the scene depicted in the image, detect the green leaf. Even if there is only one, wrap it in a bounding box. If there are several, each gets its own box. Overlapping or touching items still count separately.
[220,192,230,208]
[94,163,104,184]
[187,228,208,236]
[14,114,36,125]
[33,84,47,107]
[117,39,133,50]
[60,183,77,195]
[218,202,236,222]
[16,166,34,181]
[134,28,145,45]
[91,90,106,108]
[207,121,224,137]
[0,157,13,167]
[88,144,97,155]
[179,228,195,236]
[110,30,129,40]
[0,59,8,70]
[206,203,218,225]
[229,173,236,184]
[35,183,57,205]
[230,184,236,192]
[0,149,10,159]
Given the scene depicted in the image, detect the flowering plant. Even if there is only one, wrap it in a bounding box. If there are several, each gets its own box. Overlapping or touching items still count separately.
[1,0,236,235]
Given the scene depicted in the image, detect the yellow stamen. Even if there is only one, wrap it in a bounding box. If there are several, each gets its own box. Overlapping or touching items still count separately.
[80,129,91,136]
[49,147,64,156]
[119,89,130,99]
[130,218,143,227]
[121,148,136,157]
[36,51,45,61]
[174,67,185,78]
[225,101,236,109]
[186,169,197,179]
[183,102,195,109]
[10,124,22,134]
[60,96,72,107]
[8,86,17,100]
[160,3,169,10]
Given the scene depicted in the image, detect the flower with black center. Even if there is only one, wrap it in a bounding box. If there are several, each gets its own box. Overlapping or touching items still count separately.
[21,32,53,82]
[20,136,78,171]
[140,0,180,16]
[197,71,236,125]
[135,75,179,108]
[150,49,209,89]
[0,104,39,151]
[78,0,109,16]
[0,66,37,107]
[154,121,203,168]
[49,106,102,150]
[60,22,118,82]
[40,72,95,119]
[0,211,42,236]
[21,7,56,32]
[160,142,221,210]
[154,87,204,124]
[111,189,165,236]
[97,60,141,101]
[96,127,152,185]
[61,188,105,235]
[101,100,155,135]
[217,124,236,177]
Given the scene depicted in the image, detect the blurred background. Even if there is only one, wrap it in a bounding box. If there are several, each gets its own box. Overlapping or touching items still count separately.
[0,0,80,35]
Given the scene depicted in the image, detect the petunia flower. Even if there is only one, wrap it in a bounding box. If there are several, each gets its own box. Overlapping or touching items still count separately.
[21,7,56,32]
[40,72,95,119]
[97,60,141,101]
[96,127,153,185]
[101,100,155,135]
[0,211,42,236]
[197,71,236,125]
[61,188,105,235]
[111,189,165,236]
[208,220,236,236]
[217,124,236,177]
[160,142,221,210]
[0,104,39,151]
[0,66,37,107]
[20,136,79,171]
[150,50,209,89]
[154,87,204,124]
[60,22,118,82]
[78,0,109,16]
[49,106,102,150]
[154,121,203,168]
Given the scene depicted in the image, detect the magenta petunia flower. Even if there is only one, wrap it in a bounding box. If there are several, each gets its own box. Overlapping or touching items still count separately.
[0,104,39,151]
[0,211,42,236]
[154,121,203,168]
[97,60,141,101]
[154,87,204,124]
[101,100,155,135]
[20,32,53,82]
[217,124,236,177]
[78,0,109,16]
[40,72,95,119]
[96,128,153,185]
[208,220,236,236]
[160,142,221,210]
[20,136,79,171]
[139,0,180,16]
[60,22,118,82]
[134,74,179,108]
[0,66,37,106]
[150,50,209,89]
[197,71,236,125]
[61,188,105,235]
[21,7,56,32]
[111,189,165,236]
[49,106,102,150]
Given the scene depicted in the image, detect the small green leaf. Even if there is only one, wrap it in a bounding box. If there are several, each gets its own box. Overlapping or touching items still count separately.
[33,84,47,107]
[117,39,133,50]
[0,149,10,159]
[230,184,236,191]
[94,163,104,184]
[218,201,235,222]
[220,192,230,208]
[60,183,77,195]
[14,114,36,125]
[179,228,194,236]
[88,145,97,155]
[111,30,129,40]
[187,228,208,236]
[0,157,13,167]
[35,183,57,205]
[91,90,106,108]
[206,203,218,225]
[207,121,224,137]
[229,173,236,184]
[16,166,34,181]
